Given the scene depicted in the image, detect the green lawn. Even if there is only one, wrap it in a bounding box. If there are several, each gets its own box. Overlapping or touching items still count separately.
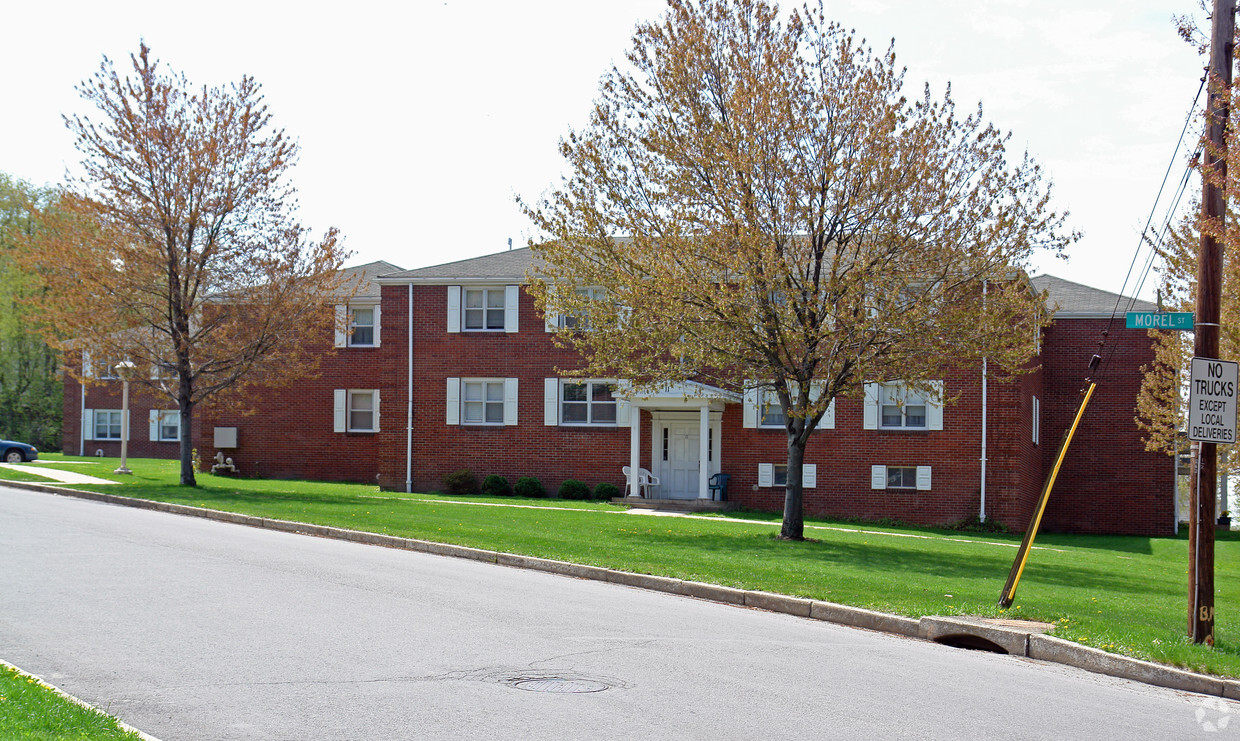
[0,664,143,740]
[4,453,1239,679]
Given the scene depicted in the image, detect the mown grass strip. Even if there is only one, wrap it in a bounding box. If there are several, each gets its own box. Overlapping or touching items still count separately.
[0,662,147,740]
[4,454,1238,679]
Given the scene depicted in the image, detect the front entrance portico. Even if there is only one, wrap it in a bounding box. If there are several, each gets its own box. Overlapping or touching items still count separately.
[619,381,739,500]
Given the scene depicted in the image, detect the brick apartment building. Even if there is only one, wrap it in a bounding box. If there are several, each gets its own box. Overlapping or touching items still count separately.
[62,250,1175,535]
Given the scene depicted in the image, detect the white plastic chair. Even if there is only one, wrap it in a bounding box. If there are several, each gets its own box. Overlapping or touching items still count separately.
[638,468,661,498]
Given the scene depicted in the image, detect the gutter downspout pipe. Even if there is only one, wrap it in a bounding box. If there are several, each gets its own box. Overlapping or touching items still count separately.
[80,378,87,457]
[980,280,988,523]
[406,281,413,494]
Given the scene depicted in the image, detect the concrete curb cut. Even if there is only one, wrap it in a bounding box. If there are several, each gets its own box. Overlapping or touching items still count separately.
[6,479,1236,701]
[1,659,163,741]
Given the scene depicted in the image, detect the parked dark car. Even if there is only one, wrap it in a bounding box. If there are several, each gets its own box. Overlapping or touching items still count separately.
[1,440,38,463]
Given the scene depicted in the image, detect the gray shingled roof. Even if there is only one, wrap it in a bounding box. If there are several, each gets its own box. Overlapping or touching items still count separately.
[378,248,538,283]
[375,250,1152,321]
[344,260,404,299]
[1031,274,1157,318]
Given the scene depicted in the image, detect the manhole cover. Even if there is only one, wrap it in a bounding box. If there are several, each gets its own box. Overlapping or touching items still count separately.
[508,677,610,694]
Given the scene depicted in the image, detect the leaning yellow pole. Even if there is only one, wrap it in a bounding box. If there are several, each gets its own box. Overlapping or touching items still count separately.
[998,382,1097,608]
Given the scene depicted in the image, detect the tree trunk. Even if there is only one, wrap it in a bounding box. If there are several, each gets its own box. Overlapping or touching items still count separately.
[781,430,806,540]
[179,401,196,487]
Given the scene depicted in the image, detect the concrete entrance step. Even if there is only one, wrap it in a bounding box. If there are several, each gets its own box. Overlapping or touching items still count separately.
[612,496,738,513]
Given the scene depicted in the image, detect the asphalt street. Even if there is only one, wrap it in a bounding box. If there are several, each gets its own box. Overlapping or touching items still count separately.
[0,485,1233,740]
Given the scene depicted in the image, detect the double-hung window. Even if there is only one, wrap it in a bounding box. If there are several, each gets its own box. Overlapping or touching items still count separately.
[94,410,123,440]
[463,380,506,424]
[743,382,834,430]
[350,306,375,346]
[759,389,786,428]
[350,391,377,431]
[559,287,607,330]
[863,381,943,431]
[151,410,180,441]
[333,390,380,433]
[334,304,380,348]
[464,288,507,331]
[560,381,617,425]
[881,384,927,429]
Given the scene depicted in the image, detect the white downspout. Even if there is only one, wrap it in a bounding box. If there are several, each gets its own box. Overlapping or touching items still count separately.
[406,281,413,494]
[79,378,86,457]
[979,280,988,523]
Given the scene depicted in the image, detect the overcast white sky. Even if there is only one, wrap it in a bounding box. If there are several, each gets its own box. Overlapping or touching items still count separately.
[0,1,1207,297]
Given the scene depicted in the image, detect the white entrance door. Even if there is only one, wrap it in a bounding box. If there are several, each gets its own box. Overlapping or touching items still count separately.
[663,422,700,499]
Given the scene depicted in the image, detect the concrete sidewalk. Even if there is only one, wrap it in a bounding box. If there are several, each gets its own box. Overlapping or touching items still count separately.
[0,464,117,485]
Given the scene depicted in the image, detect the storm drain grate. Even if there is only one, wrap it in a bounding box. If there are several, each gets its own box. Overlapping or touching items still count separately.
[507,677,611,694]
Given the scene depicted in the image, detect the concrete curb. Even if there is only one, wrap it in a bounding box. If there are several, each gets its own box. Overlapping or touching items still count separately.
[6,479,1236,701]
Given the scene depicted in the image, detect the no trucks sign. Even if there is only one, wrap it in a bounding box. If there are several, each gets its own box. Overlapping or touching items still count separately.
[1188,357,1239,443]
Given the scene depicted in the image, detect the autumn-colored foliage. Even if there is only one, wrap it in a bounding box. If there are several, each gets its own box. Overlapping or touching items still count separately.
[524,0,1075,539]
[23,43,350,485]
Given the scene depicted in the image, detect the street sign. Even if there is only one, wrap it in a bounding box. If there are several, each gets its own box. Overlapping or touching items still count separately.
[1126,311,1194,330]
[1188,357,1238,443]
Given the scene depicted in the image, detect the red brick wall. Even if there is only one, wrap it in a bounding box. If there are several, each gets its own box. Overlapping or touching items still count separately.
[374,284,1056,530]
[63,369,185,460]
[377,283,631,494]
[1038,318,1174,535]
[194,337,388,483]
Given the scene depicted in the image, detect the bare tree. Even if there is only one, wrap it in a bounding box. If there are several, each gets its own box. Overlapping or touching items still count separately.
[26,43,349,485]
[525,0,1074,539]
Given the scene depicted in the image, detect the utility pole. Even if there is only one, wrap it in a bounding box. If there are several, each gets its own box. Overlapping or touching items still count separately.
[1190,0,1234,646]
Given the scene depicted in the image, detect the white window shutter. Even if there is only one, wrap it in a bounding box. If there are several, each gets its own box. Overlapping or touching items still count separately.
[871,465,887,490]
[863,383,880,430]
[82,351,92,379]
[544,378,559,426]
[373,304,382,347]
[149,410,159,441]
[544,305,560,332]
[743,386,758,428]
[447,286,461,333]
[334,305,347,347]
[802,464,817,489]
[927,380,945,430]
[757,463,774,487]
[505,285,519,333]
[333,389,347,433]
[916,465,932,491]
[504,377,519,425]
[373,390,381,432]
[822,399,836,430]
[616,397,632,428]
[83,409,94,441]
[446,378,460,425]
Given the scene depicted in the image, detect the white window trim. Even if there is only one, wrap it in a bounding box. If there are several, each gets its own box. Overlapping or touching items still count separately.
[544,378,631,427]
[742,382,834,430]
[863,381,943,431]
[451,285,519,334]
[333,389,380,433]
[335,303,380,348]
[757,463,817,488]
[450,377,518,426]
[870,465,932,491]
[149,409,181,442]
[89,409,127,441]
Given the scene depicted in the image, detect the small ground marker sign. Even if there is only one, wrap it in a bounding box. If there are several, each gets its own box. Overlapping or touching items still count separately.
[1188,357,1238,443]
[1126,311,1194,330]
